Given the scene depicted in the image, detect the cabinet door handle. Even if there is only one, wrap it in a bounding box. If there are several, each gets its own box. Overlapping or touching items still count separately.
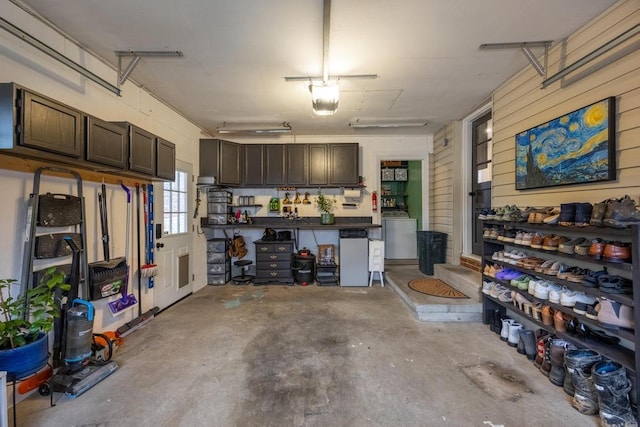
[270,272,278,276]
[270,263,277,268]
[269,255,277,259]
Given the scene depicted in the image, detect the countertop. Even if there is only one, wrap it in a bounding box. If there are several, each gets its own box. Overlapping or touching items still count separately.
[201,216,381,230]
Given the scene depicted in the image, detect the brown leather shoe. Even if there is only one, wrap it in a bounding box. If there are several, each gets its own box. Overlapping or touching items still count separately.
[602,242,631,263]
[542,235,567,251]
[589,239,606,259]
[530,232,544,249]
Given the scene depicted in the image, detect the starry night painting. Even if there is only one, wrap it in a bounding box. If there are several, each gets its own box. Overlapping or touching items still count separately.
[515,97,616,190]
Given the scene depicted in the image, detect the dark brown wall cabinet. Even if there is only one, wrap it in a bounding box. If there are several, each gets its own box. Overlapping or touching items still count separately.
[0,83,84,163]
[0,83,175,181]
[114,123,156,176]
[156,138,176,180]
[308,144,328,186]
[200,139,242,186]
[329,143,359,186]
[86,116,128,169]
[286,144,308,186]
[264,144,285,186]
[243,144,264,186]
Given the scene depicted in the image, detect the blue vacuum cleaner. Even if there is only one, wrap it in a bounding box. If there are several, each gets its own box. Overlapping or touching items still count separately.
[42,237,118,398]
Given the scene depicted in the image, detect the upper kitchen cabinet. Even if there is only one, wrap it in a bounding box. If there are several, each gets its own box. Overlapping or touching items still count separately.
[286,144,308,186]
[308,144,328,186]
[86,116,127,169]
[243,144,264,186]
[113,122,156,176]
[199,139,242,186]
[329,143,359,186]
[0,83,84,162]
[156,138,176,181]
[264,144,285,186]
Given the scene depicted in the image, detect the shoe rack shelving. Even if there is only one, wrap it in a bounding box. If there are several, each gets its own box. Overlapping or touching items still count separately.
[481,220,640,414]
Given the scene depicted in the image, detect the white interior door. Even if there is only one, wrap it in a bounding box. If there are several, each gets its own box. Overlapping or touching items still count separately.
[153,160,193,310]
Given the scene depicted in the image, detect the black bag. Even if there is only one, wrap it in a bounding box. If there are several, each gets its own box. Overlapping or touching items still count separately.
[277,231,291,241]
[262,228,277,241]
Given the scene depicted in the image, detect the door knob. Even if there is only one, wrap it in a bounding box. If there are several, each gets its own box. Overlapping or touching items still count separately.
[156,242,165,249]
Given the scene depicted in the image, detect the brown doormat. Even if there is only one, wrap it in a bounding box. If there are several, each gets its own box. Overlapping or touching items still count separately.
[408,278,468,298]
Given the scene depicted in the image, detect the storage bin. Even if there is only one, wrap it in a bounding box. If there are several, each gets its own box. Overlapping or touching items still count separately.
[416,231,447,275]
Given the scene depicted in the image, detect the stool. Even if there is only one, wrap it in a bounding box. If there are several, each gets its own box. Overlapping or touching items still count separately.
[368,240,385,287]
[232,259,254,284]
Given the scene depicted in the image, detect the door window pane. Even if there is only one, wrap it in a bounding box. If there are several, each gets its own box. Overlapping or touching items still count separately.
[163,170,188,235]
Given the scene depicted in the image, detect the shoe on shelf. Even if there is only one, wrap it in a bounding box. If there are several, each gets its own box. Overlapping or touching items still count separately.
[560,290,594,307]
[541,306,554,326]
[602,241,632,263]
[566,268,588,283]
[548,286,569,304]
[535,259,555,273]
[603,195,640,228]
[482,280,496,295]
[574,203,593,226]
[543,214,560,225]
[488,228,499,239]
[597,297,634,330]
[558,237,586,255]
[544,261,564,276]
[554,310,572,332]
[598,275,633,295]
[585,301,599,320]
[581,268,608,288]
[573,239,594,256]
[558,203,577,226]
[557,265,581,280]
[530,232,545,249]
[590,198,616,226]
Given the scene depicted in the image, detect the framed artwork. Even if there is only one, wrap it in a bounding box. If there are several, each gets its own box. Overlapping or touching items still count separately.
[515,97,616,190]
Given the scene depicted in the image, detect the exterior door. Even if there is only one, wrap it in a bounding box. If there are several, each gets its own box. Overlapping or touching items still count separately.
[154,160,193,310]
[471,111,492,255]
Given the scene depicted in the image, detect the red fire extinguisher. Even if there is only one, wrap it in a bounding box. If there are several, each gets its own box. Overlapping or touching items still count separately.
[372,191,378,212]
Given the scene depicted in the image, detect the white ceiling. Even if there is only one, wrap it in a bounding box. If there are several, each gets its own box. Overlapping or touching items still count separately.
[13,0,619,135]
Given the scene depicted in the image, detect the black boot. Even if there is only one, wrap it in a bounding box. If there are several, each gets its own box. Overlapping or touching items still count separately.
[519,329,537,361]
[592,361,637,427]
[565,349,601,415]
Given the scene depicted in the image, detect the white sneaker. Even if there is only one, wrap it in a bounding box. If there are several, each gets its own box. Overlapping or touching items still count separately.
[535,282,561,300]
[482,280,495,295]
[560,290,582,307]
[528,278,540,295]
[548,287,569,304]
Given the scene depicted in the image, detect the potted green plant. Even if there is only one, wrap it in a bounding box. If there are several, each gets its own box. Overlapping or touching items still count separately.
[315,192,337,225]
[0,267,69,379]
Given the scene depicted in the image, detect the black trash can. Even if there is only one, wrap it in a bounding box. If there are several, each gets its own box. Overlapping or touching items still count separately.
[292,254,316,285]
[416,231,447,275]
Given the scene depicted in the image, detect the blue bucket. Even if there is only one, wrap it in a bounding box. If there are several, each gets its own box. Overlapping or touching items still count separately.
[0,333,48,380]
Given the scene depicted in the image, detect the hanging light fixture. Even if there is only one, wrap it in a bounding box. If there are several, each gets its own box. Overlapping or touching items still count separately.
[284,0,376,116]
[310,80,339,115]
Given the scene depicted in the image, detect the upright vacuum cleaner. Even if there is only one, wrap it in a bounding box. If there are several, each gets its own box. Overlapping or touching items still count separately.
[42,237,118,398]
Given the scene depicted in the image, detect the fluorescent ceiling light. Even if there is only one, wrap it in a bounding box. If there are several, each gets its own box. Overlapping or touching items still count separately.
[216,122,292,134]
[310,80,339,116]
[348,120,428,129]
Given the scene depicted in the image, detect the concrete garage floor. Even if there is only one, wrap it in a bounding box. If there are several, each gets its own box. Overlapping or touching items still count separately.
[13,268,596,426]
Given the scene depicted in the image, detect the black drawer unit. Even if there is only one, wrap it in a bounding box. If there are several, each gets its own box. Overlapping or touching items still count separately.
[254,240,294,285]
[207,238,230,285]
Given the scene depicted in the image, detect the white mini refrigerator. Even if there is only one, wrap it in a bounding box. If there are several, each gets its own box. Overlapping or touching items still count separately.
[339,236,369,286]
[383,218,418,259]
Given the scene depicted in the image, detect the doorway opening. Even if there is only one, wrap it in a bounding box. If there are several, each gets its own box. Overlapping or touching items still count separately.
[380,160,422,260]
